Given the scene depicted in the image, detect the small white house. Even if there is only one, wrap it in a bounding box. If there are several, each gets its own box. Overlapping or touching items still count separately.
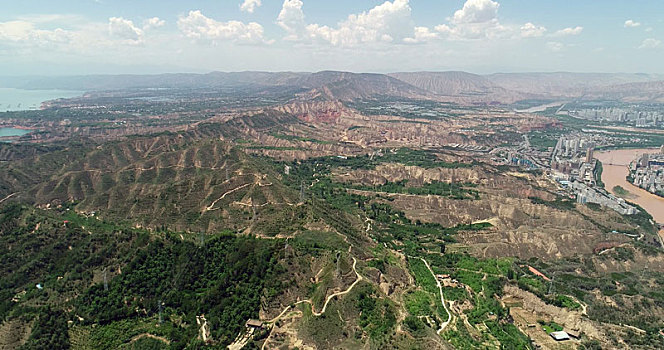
[549,331,570,341]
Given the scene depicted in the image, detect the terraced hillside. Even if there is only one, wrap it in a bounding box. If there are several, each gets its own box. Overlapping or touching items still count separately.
[0,132,303,233]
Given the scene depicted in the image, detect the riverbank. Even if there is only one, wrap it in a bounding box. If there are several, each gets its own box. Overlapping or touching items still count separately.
[595,148,664,241]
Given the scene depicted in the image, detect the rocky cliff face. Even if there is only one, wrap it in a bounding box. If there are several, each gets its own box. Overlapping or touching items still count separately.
[390,71,531,104]
[276,101,347,124]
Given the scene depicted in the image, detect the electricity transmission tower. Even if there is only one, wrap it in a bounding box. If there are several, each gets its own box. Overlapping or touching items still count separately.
[158,299,163,324]
[103,267,108,291]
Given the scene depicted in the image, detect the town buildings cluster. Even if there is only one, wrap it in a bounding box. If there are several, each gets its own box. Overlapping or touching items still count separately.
[548,135,640,215]
[629,147,664,197]
[550,135,597,185]
[570,106,664,128]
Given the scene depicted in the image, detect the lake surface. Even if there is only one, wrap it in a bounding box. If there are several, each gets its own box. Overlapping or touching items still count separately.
[595,148,664,225]
[0,88,82,111]
[0,128,31,138]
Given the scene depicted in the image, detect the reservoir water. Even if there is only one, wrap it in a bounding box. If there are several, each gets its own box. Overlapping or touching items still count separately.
[0,128,31,138]
[0,88,82,111]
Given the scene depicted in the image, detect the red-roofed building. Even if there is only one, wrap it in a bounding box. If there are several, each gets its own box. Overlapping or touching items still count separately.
[527,265,551,281]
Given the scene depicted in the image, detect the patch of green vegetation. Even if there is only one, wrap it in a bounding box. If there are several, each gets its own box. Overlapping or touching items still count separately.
[86,318,176,349]
[356,285,397,339]
[442,286,469,301]
[594,160,605,188]
[528,131,559,151]
[19,308,70,350]
[403,315,427,336]
[518,277,545,294]
[408,259,438,295]
[443,319,483,348]
[554,295,581,310]
[269,132,331,144]
[252,205,309,237]
[623,202,658,234]
[378,148,475,169]
[124,336,168,350]
[292,230,350,256]
[538,320,563,333]
[299,282,395,348]
[348,179,480,200]
[613,185,630,197]
[604,246,636,261]
[466,295,506,324]
[243,145,305,151]
[278,148,473,176]
[521,255,664,334]
[404,290,434,316]
[485,320,533,349]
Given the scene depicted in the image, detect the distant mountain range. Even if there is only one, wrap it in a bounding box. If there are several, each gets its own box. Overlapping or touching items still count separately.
[3,70,664,104]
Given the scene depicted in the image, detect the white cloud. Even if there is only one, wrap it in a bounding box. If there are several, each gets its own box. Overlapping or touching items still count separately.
[546,41,565,52]
[0,15,159,63]
[433,0,509,40]
[143,17,165,30]
[435,21,508,40]
[277,0,305,40]
[305,0,415,46]
[639,38,662,49]
[451,0,500,24]
[551,26,583,37]
[0,20,73,44]
[178,10,269,44]
[277,0,430,46]
[624,20,641,28]
[240,0,262,14]
[404,26,438,43]
[520,22,546,38]
[109,17,143,44]
[0,20,37,41]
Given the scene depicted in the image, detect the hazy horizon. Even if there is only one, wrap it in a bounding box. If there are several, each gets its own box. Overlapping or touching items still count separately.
[2,70,664,79]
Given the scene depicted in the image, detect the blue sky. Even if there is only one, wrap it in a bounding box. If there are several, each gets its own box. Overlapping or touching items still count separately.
[0,0,662,75]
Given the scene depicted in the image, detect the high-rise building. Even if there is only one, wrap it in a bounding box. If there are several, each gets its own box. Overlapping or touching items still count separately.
[641,153,650,168]
[586,147,594,164]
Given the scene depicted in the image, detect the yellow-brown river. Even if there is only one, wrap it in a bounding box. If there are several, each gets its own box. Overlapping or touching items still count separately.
[595,148,664,239]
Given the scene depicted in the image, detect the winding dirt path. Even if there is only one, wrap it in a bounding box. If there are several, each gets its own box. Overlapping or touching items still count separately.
[128,333,171,345]
[0,192,18,204]
[205,183,252,211]
[268,257,363,322]
[259,257,363,350]
[311,257,363,316]
[419,257,452,334]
